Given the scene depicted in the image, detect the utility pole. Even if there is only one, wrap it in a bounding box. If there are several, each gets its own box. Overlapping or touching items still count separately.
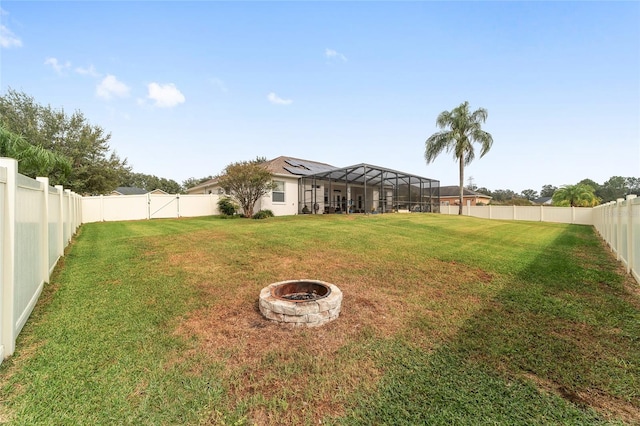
[467,176,477,191]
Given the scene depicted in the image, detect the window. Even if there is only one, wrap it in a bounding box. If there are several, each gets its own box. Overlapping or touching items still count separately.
[272,180,285,202]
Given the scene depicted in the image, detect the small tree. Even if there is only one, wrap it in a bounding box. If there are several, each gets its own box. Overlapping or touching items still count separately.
[552,184,599,207]
[217,197,238,216]
[217,160,276,217]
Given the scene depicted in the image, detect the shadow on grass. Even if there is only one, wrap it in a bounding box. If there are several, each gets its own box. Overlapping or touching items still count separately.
[340,225,640,425]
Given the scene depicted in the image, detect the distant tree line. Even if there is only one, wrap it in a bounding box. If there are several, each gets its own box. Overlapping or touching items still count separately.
[0,89,201,195]
[0,89,130,195]
[471,176,640,206]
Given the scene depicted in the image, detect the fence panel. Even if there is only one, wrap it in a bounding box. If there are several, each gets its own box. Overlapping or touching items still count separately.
[593,195,639,284]
[633,199,640,283]
[572,208,593,225]
[179,194,220,217]
[81,193,223,222]
[14,174,46,339]
[102,195,148,222]
[1,158,81,363]
[537,207,570,223]
[81,196,103,223]
[0,166,6,360]
[486,206,513,220]
[468,205,490,219]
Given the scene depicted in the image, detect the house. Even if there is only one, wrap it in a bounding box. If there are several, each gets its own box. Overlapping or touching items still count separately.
[438,186,492,206]
[532,196,553,205]
[110,187,168,196]
[186,156,440,216]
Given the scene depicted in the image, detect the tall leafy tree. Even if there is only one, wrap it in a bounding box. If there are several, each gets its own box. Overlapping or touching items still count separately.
[217,159,276,217]
[540,184,558,198]
[521,189,539,201]
[476,187,492,197]
[0,88,130,194]
[552,184,599,207]
[183,176,213,191]
[492,189,517,202]
[425,101,493,214]
[626,177,640,196]
[599,176,628,203]
[0,124,72,179]
[121,171,183,193]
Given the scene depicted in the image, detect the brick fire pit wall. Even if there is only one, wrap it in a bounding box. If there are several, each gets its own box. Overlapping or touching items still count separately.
[259,280,342,327]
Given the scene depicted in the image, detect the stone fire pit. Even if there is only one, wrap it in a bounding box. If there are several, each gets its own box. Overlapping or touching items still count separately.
[259,280,342,327]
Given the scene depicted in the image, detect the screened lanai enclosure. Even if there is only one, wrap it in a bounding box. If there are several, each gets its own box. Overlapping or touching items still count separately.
[293,162,440,215]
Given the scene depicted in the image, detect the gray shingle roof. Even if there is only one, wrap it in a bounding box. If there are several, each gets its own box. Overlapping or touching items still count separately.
[438,186,492,198]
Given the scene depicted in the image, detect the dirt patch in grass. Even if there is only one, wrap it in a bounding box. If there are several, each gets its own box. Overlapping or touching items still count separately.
[174,280,393,423]
[167,237,498,424]
[524,373,640,423]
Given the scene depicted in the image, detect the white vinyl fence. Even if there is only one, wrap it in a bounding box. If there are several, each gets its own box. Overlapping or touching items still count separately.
[3,163,638,366]
[440,203,593,225]
[81,193,221,223]
[593,195,640,284]
[0,158,81,363]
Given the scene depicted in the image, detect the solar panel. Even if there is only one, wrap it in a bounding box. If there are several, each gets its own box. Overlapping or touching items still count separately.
[294,160,336,174]
[283,166,314,176]
[285,159,302,168]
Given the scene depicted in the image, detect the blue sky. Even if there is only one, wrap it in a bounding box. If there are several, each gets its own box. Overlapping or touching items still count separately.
[1,1,638,193]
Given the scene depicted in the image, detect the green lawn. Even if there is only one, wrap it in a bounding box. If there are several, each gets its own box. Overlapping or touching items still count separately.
[1,214,638,425]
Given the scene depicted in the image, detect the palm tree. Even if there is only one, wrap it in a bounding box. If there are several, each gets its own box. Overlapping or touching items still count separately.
[552,184,599,207]
[425,101,493,215]
[0,125,71,181]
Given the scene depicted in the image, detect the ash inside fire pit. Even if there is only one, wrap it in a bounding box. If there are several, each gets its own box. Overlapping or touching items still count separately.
[272,280,331,302]
[282,292,318,301]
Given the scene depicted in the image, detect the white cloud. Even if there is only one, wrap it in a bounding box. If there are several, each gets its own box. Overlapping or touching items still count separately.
[44,57,71,74]
[0,24,21,48]
[147,82,185,108]
[96,74,130,99]
[325,48,347,62]
[267,92,293,106]
[75,65,101,78]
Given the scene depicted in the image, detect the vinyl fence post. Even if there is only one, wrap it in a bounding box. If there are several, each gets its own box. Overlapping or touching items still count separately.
[55,186,64,256]
[1,158,17,357]
[616,198,624,261]
[36,178,50,284]
[626,195,636,274]
[65,190,72,244]
[606,202,613,250]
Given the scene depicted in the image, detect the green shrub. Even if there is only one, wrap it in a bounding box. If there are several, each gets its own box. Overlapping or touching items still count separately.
[217,197,238,216]
[252,209,274,219]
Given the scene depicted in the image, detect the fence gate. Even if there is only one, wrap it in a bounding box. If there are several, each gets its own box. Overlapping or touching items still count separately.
[149,194,180,219]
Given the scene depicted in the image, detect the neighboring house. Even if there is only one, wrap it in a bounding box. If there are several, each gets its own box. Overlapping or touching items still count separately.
[111,187,168,196]
[532,197,553,205]
[438,186,492,206]
[186,156,441,216]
